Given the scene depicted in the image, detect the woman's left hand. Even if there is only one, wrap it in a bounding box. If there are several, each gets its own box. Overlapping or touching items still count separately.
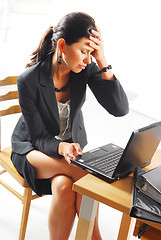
[89,26,114,80]
[89,26,105,63]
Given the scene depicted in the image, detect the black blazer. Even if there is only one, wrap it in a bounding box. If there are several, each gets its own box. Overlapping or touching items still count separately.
[11,54,129,158]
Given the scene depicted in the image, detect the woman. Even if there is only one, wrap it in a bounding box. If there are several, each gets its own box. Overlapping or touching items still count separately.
[11,12,129,240]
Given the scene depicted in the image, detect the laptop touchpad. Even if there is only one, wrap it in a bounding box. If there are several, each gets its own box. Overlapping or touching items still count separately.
[89,148,107,157]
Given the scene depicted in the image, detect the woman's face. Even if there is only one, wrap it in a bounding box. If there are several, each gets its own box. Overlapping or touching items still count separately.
[62,37,94,73]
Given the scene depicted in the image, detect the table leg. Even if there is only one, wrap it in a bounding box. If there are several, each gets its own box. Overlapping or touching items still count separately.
[75,195,98,240]
[117,213,135,240]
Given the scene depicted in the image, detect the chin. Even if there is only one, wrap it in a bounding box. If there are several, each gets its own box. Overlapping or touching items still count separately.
[72,68,83,74]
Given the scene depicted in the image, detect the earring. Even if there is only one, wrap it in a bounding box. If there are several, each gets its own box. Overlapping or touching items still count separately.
[58,55,62,65]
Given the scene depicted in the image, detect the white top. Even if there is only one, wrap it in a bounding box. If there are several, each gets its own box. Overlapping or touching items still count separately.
[56,100,72,141]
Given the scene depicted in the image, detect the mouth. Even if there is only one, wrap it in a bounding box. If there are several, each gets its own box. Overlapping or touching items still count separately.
[78,65,86,70]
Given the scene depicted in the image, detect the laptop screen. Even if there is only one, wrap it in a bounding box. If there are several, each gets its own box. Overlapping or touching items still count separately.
[113,121,161,178]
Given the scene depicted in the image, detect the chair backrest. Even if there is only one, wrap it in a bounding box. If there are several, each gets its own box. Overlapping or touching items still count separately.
[0,76,21,151]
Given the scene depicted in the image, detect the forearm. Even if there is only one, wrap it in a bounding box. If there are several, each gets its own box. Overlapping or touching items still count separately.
[88,70,129,117]
[32,131,63,158]
[96,57,114,81]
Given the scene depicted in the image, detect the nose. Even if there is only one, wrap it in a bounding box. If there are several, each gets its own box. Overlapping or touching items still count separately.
[84,53,91,65]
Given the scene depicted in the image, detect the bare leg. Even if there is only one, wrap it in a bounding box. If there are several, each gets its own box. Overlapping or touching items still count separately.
[48,175,76,240]
[26,150,102,240]
[26,150,86,180]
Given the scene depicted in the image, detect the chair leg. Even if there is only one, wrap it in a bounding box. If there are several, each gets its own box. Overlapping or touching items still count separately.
[18,188,32,240]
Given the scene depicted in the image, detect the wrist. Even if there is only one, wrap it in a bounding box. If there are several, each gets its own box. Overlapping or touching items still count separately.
[98,64,114,81]
[96,57,114,80]
[96,57,108,69]
[58,142,64,156]
[98,65,112,74]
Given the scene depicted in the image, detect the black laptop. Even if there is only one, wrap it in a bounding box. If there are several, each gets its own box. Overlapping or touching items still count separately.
[70,121,161,183]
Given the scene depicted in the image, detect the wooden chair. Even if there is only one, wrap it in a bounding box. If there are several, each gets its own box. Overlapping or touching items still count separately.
[0,76,42,240]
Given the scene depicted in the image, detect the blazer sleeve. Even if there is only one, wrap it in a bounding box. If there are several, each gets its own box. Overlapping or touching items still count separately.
[87,62,129,117]
[17,75,62,158]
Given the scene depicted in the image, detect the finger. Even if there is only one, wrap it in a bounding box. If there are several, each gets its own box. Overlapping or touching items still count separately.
[89,41,100,50]
[65,156,75,165]
[89,35,100,45]
[65,155,72,164]
[67,153,76,161]
[95,24,101,33]
[73,143,83,155]
[94,23,101,36]
[91,28,101,39]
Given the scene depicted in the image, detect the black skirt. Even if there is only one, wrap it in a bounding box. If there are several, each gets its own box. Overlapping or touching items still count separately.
[11,138,73,196]
[11,152,52,196]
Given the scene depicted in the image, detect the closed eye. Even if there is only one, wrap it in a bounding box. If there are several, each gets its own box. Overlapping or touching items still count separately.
[81,50,87,54]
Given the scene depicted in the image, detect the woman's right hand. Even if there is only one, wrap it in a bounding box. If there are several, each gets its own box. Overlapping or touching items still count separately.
[58,142,83,164]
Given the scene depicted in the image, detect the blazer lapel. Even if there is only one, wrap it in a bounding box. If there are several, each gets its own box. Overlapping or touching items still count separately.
[39,55,59,128]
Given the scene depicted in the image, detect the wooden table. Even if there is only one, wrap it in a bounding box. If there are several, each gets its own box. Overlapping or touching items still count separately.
[73,150,161,240]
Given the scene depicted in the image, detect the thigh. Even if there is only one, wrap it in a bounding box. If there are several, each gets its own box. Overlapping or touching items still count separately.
[26,150,87,181]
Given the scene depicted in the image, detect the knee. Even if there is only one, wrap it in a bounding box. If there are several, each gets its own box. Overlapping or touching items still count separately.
[51,175,75,205]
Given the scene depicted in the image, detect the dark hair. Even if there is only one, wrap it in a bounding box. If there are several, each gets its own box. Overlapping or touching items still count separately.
[26,12,96,67]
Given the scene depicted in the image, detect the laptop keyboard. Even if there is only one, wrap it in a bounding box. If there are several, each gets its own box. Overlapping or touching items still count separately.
[85,149,124,174]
